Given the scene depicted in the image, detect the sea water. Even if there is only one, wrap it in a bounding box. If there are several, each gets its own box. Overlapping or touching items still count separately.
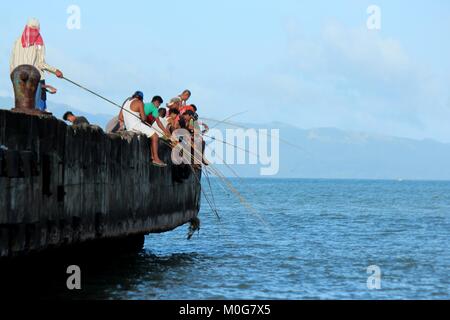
[8,178,449,300]
[66,178,450,300]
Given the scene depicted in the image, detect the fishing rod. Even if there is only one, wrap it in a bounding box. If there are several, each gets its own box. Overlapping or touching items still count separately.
[204,143,242,180]
[60,75,255,161]
[186,158,221,221]
[176,137,269,229]
[60,75,229,227]
[58,73,271,229]
[205,164,272,232]
[207,111,248,131]
[62,76,123,108]
[202,133,261,159]
[60,74,301,165]
[203,168,218,211]
[204,166,232,197]
[59,75,177,143]
[201,116,309,154]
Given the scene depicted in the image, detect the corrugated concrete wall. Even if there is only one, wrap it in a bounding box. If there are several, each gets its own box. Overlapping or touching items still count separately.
[0,109,201,258]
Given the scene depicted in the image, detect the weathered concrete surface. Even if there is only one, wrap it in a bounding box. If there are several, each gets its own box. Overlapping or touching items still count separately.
[0,109,201,258]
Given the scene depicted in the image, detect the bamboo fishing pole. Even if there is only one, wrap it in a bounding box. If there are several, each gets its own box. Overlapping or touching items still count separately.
[201,116,310,155]
[58,73,270,229]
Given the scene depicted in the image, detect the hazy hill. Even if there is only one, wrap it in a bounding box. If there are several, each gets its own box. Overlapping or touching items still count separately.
[213,122,450,180]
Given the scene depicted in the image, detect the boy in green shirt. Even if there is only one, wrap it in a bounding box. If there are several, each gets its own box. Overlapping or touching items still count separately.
[144,96,171,139]
[144,96,163,122]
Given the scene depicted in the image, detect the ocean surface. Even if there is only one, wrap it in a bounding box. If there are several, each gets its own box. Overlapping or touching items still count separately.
[8,178,450,300]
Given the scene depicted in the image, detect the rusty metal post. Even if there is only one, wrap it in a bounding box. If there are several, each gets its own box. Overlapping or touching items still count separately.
[10,64,45,115]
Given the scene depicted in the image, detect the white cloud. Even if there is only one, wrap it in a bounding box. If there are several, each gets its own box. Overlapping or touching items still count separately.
[270,20,450,141]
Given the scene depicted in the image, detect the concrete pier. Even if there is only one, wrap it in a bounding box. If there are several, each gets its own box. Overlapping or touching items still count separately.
[0,109,201,258]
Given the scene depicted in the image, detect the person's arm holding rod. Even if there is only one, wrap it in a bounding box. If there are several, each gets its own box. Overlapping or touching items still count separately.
[39,45,63,78]
[155,117,171,138]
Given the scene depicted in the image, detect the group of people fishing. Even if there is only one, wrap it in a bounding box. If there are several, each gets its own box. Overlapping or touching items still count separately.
[113,89,209,167]
[9,18,209,168]
[9,18,264,224]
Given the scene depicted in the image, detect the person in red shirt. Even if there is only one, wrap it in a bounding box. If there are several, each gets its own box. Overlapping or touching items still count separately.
[179,104,195,115]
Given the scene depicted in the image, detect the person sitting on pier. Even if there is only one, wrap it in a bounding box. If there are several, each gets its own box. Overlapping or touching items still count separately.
[167,98,193,131]
[178,110,209,166]
[179,104,195,116]
[167,108,180,133]
[144,95,163,125]
[178,89,192,106]
[158,107,167,119]
[191,105,209,134]
[63,111,90,126]
[106,115,121,134]
[119,93,167,167]
[117,91,144,132]
[10,18,64,112]
[145,96,171,138]
[167,97,182,111]
[152,108,170,140]
[179,110,196,133]
[189,105,210,166]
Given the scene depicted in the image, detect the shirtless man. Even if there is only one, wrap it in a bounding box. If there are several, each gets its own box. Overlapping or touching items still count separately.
[119,91,167,167]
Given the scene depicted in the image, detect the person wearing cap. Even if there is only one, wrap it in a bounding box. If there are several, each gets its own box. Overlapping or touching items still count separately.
[10,18,64,112]
[167,97,188,130]
[119,91,167,167]
[167,97,182,111]
[118,91,144,131]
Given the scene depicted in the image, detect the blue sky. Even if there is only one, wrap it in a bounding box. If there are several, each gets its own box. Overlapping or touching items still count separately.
[1,0,449,141]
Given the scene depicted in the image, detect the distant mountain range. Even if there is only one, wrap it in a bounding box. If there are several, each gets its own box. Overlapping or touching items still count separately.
[2,96,450,180]
[217,122,450,180]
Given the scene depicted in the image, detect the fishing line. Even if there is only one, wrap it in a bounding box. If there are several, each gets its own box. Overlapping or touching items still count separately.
[61,74,271,231]
[204,144,242,181]
[204,167,232,197]
[203,167,218,213]
[61,75,175,143]
[202,133,260,159]
[201,116,310,155]
[207,111,248,131]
